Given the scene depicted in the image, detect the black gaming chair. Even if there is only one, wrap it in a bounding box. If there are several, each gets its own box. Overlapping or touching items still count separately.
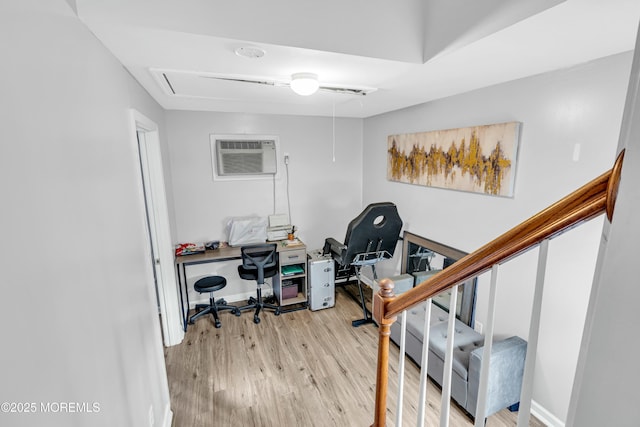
[323,202,403,326]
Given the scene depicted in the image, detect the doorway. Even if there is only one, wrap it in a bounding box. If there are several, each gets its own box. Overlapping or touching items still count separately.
[131,109,184,346]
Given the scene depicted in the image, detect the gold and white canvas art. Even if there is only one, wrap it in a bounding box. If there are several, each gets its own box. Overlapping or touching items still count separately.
[387,122,521,197]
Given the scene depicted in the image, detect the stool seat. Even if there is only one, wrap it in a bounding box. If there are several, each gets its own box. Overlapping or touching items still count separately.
[194,275,226,293]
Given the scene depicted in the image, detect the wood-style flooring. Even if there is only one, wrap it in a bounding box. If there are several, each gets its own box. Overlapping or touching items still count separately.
[164,285,543,426]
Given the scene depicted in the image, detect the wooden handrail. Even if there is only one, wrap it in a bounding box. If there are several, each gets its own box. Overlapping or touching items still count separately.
[371,149,624,426]
[384,149,625,319]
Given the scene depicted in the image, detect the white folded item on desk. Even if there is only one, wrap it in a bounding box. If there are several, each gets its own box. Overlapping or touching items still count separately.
[227,216,267,246]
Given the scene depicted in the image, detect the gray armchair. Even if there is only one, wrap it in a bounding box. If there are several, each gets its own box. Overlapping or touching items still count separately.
[391,301,527,419]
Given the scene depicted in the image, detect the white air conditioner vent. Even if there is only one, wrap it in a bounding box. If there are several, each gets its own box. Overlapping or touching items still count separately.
[211,135,279,181]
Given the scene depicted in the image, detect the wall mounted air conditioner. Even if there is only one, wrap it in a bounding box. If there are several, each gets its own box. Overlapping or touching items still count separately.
[210,134,279,181]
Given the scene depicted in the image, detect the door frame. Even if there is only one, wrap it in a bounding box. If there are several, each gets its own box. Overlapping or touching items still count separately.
[131,109,184,346]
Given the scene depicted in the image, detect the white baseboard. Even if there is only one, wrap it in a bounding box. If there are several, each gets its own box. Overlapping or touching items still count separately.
[531,400,565,427]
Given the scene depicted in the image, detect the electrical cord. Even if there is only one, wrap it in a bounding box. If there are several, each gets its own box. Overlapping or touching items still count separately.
[285,159,292,225]
[332,98,336,162]
[272,172,276,214]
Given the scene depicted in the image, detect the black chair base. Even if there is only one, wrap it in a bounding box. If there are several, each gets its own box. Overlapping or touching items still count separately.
[337,281,374,327]
[189,297,239,328]
[352,316,374,327]
[335,266,375,327]
[236,287,280,324]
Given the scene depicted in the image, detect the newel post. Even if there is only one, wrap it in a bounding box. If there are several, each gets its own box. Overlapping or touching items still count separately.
[371,278,397,427]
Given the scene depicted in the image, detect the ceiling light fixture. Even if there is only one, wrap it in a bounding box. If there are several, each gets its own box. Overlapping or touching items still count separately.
[290,73,319,96]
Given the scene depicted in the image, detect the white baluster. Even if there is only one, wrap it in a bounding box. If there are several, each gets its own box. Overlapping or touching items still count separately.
[417,298,432,427]
[518,239,549,426]
[396,310,407,427]
[440,285,459,427]
[475,265,499,426]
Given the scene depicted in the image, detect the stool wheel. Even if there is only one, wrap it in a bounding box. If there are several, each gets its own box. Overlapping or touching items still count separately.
[275,308,281,316]
[234,309,241,317]
[215,320,222,329]
[253,315,260,324]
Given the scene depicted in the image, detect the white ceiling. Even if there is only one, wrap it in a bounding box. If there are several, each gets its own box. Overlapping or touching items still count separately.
[75,0,640,118]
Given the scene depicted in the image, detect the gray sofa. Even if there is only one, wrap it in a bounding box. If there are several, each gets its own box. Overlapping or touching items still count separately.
[389,291,527,419]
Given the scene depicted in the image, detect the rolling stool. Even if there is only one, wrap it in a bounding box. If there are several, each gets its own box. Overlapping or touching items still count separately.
[189,276,239,328]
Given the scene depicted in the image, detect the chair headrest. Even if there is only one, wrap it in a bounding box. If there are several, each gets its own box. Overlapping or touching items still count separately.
[342,202,403,263]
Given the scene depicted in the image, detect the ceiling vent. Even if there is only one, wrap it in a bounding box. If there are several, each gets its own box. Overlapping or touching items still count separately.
[152,69,377,99]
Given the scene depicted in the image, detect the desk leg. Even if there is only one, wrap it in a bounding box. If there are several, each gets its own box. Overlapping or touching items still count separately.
[176,264,186,331]
[177,263,190,332]
[183,265,190,329]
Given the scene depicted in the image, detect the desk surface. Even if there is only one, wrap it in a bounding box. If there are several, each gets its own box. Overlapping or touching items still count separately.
[175,240,305,265]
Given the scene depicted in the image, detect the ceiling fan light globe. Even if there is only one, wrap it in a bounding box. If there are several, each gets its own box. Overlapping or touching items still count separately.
[290,73,319,96]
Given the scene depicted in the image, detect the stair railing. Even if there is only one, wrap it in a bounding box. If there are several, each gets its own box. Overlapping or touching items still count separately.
[371,149,625,427]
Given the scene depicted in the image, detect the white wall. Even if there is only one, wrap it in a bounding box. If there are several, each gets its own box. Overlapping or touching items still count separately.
[166,111,363,302]
[362,52,633,423]
[567,27,640,427]
[0,2,172,426]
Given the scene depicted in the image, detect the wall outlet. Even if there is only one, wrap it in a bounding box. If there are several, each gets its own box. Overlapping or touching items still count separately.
[474,321,483,334]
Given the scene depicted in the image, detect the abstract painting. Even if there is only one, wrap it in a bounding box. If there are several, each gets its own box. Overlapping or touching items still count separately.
[387,121,521,197]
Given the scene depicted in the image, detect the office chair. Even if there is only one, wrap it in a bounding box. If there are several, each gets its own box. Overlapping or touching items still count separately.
[323,202,403,327]
[236,244,281,324]
[189,275,239,328]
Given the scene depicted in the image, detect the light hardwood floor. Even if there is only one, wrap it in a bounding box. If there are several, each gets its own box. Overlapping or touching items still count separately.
[164,285,543,426]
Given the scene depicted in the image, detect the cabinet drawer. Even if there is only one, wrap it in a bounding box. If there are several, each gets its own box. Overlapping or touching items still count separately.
[280,249,306,265]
